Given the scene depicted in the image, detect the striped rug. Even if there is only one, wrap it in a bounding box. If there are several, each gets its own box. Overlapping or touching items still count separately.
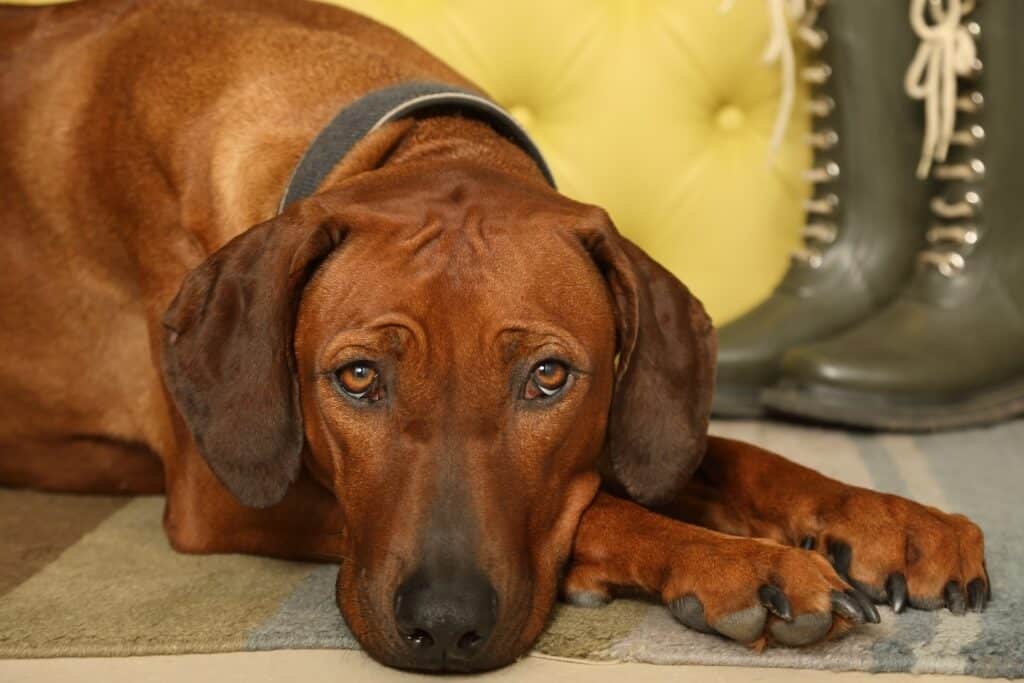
[1,420,1022,678]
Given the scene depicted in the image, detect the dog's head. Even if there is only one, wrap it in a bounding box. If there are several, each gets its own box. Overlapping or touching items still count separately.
[161,163,715,672]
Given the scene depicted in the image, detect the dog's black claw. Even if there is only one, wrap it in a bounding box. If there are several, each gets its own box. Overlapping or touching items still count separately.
[966,578,987,612]
[848,588,880,624]
[758,584,793,622]
[800,536,816,550]
[945,581,967,615]
[886,573,908,614]
[830,590,865,624]
[828,540,853,577]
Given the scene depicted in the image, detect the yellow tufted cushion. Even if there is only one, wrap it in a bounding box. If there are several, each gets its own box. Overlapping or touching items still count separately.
[333,0,811,324]
[12,0,810,323]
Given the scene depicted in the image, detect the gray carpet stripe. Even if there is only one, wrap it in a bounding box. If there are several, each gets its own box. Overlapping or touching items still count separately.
[247,565,358,651]
[847,433,929,674]
[849,433,911,497]
[913,422,1024,678]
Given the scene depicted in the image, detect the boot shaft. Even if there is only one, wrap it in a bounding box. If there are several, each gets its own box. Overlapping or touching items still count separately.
[911,0,1024,305]
[782,0,933,300]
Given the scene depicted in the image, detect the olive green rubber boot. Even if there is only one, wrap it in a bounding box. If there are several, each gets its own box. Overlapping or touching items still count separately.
[766,0,1024,431]
[713,0,934,417]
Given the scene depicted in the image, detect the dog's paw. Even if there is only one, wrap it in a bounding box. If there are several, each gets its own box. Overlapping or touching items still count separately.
[662,538,878,647]
[795,491,990,615]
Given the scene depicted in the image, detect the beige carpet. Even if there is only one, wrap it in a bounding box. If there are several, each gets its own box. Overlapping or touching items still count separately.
[0,650,999,683]
[1,420,1022,678]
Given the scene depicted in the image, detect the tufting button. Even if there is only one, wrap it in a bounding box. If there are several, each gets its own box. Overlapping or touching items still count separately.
[715,105,746,131]
[340,0,814,323]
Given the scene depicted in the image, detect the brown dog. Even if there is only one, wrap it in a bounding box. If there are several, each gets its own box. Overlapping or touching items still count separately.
[0,0,989,673]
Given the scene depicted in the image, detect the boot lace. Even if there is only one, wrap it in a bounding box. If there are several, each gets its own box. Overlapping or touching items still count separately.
[720,1,835,268]
[720,0,825,156]
[906,0,983,277]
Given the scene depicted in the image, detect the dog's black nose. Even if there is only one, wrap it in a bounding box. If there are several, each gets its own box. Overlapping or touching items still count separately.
[393,568,497,669]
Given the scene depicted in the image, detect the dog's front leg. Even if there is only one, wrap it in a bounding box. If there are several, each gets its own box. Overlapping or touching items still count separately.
[562,492,876,647]
[661,436,990,615]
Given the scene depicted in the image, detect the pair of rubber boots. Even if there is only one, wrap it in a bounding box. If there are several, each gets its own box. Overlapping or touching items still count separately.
[715,0,1024,431]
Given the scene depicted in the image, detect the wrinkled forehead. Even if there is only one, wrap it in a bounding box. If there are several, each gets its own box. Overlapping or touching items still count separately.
[304,215,614,344]
[298,168,616,352]
[324,162,584,230]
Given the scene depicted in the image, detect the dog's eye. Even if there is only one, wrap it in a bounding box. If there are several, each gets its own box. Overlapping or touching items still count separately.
[336,362,382,401]
[524,359,571,400]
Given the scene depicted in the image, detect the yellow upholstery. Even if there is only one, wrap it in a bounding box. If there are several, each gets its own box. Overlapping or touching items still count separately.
[335,0,811,323]
[13,0,810,323]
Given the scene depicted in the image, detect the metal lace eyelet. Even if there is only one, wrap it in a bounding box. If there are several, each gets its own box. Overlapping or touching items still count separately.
[939,253,965,277]
[801,63,832,85]
[965,190,982,211]
[793,248,825,269]
[804,161,841,183]
[806,129,840,150]
[930,191,983,219]
[797,25,828,50]
[808,95,836,117]
[804,193,840,215]
[802,222,838,244]
[951,124,986,146]
[943,253,965,277]
[919,251,966,277]
[956,91,985,113]
[934,159,986,181]
[926,224,979,246]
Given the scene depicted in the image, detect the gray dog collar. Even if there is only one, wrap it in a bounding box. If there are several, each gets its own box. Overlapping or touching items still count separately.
[279,81,556,212]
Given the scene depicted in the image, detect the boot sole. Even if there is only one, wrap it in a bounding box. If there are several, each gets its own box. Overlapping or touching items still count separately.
[712,385,767,419]
[763,379,1024,431]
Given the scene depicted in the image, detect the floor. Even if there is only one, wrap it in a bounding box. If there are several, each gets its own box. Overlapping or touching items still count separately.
[0,650,997,683]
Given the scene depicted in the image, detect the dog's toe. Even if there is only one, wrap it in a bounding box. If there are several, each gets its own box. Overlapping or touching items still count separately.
[769,611,833,646]
[711,605,768,644]
[794,494,990,616]
[668,594,713,633]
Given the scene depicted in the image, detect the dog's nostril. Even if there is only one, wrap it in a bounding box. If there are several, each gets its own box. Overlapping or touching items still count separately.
[394,568,497,664]
[404,628,434,649]
[456,630,482,652]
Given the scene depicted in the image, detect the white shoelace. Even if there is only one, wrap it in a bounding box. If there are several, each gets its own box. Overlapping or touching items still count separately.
[725,0,985,278]
[723,0,833,266]
[905,0,979,179]
[720,1,821,157]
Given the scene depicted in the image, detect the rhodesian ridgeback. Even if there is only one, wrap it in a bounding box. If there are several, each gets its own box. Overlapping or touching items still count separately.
[0,0,989,672]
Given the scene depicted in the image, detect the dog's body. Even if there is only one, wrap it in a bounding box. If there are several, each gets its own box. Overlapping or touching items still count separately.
[0,0,488,495]
[1,0,989,673]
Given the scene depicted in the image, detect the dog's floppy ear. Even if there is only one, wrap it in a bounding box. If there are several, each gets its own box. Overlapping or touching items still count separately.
[576,209,717,506]
[161,202,347,508]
